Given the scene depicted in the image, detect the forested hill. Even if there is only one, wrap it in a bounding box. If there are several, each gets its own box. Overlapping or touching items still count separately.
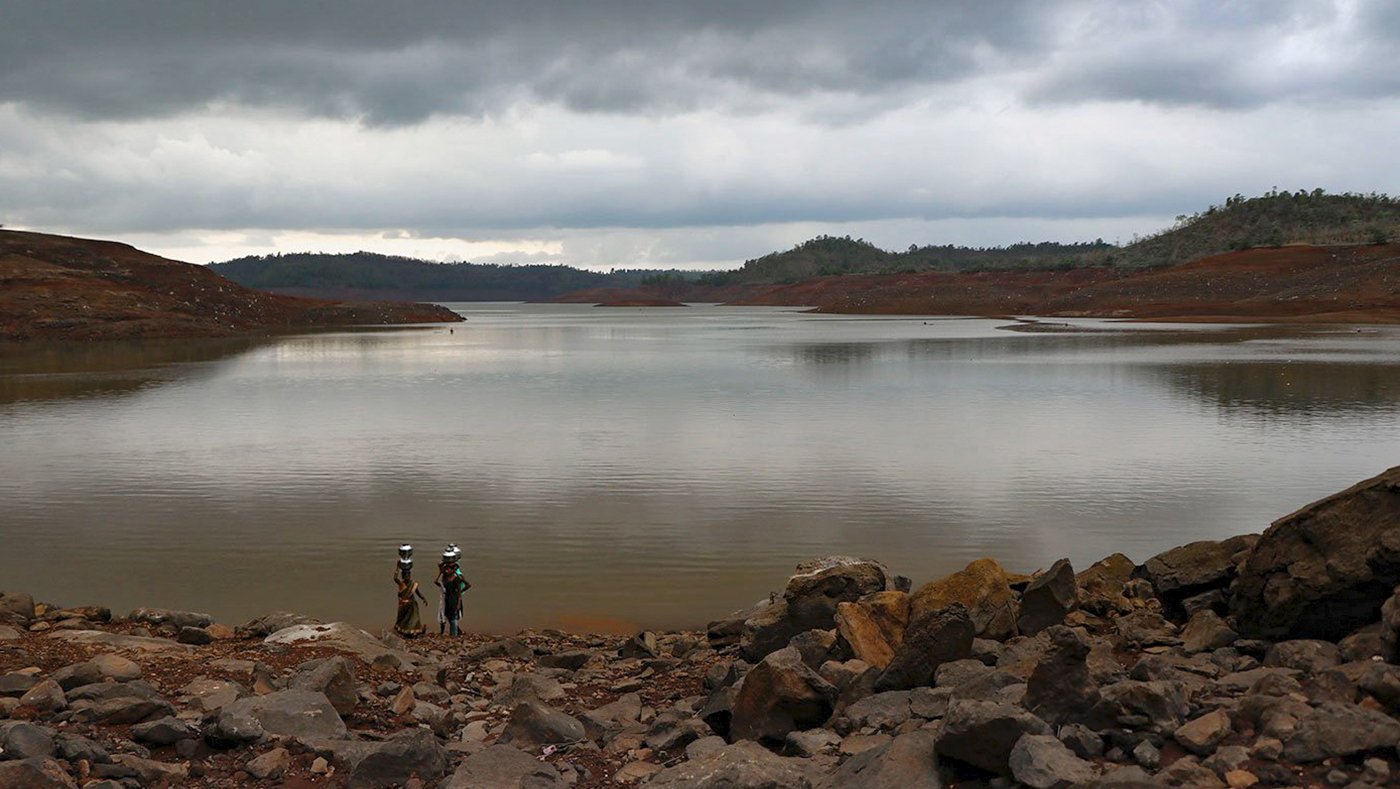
[700,190,1400,285]
[209,252,672,301]
[210,191,1400,297]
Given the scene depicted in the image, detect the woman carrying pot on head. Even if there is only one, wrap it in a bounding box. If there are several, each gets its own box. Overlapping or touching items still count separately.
[436,544,471,636]
[393,545,428,637]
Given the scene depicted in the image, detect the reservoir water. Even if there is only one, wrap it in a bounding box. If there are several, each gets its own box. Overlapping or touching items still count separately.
[2,304,1399,633]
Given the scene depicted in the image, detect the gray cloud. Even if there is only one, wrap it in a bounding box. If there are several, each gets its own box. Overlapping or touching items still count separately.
[1029,0,1400,108]
[0,0,1053,124]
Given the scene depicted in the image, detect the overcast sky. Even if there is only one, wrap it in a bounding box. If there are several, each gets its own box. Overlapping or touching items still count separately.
[2,1,1398,269]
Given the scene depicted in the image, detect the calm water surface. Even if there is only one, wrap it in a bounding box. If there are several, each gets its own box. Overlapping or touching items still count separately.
[2,304,1399,632]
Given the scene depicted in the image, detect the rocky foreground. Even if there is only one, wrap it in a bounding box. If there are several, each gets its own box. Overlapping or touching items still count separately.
[7,467,1400,788]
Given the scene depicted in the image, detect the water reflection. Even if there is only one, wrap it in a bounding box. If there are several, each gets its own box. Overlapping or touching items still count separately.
[2,306,1399,631]
[0,338,271,406]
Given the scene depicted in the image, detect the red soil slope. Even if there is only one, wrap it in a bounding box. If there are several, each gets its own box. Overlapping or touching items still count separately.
[0,230,464,341]
[732,244,1400,323]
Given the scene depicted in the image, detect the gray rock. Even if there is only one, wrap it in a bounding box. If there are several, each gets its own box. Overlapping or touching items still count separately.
[17,680,65,713]
[340,729,450,789]
[1132,740,1160,770]
[875,602,975,691]
[1,723,56,759]
[45,630,188,654]
[499,700,586,748]
[235,611,321,638]
[48,661,104,691]
[131,716,198,746]
[1263,640,1341,674]
[288,656,358,715]
[908,686,952,720]
[493,673,566,708]
[934,658,992,689]
[1059,723,1104,759]
[1139,535,1256,616]
[0,591,35,625]
[71,695,174,725]
[537,649,593,670]
[462,637,533,662]
[1232,466,1400,640]
[1019,559,1078,636]
[0,672,38,697]
[1089,680,1190,734]
[785,728,841,757]
[687,735,728,761]
[53,733,109,764]
[730,646,837,743]
[444,743,570,788]
[128,607,213,629]
[789,629,837,669]
[698,684,739,741]
[1181,610,1238,654]
[182,677,245,713]
[0,757,76,789]
[214,689,346,744]
[1025,626,1100,727]
[88,654,141,682]
[1010,734,1097,789]
[818,729,942,789]
[581,692,642,743]
[1157,756,1225,788]
[936,699,1051,777]
[648,739,815,789]
[176,625,213,645]
[1283,701,1400,762]
[620,631,659,659]
[835,691,912,734]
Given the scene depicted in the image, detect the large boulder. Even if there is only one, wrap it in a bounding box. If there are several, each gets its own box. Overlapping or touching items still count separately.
[875,602,974,691]
[328,729,451,789]
[1025,626,1100,726]
[236,611,322,638]
[730,646,837,743]
[1232,465,1400,640]
[0,757,77,789]
[817,729,943,789]
[0,591,35,625]
[909,558,1017,641]
[214,690,347,743]
[646,740,816,789]
[1018,559,1077,636]
[1009,734,1097,789]
[937,699,1051,777]
[1138,535,1256,617]
[834,591,910,670]
[288,656,359,716]
[741,557,897,661]
[1283,702,1400,762]
[44,630,188,654]
[264,622,414,665]
[1075,554,1137,616]
[498,700,586,748]
[127,607,213,629]
[444,744,570,789]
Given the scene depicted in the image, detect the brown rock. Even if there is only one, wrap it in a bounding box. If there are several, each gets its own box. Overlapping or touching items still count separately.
[834,592,909,670]
[1018,559,1077,636]
[1076,553,1136,615]
[730,646,837,743]
[875,602,975,691]
[910,558,1017,641]
[1232,465,1400,640]
[391,685,415,716]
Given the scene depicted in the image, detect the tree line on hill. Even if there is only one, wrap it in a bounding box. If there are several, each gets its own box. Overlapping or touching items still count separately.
[210,190,1400,297]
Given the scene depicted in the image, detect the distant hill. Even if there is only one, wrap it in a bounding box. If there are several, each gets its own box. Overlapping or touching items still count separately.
[0,231,462,341]
[209,252,701,302]
[205,190,1400,303]
[700,190,1400,285]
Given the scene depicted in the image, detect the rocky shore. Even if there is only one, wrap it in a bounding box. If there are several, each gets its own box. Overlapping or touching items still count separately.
[6,465,1400,788]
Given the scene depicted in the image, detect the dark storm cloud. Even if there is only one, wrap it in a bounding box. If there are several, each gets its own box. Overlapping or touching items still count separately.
[1029,0,1400,108]
[0,0,1053,124]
